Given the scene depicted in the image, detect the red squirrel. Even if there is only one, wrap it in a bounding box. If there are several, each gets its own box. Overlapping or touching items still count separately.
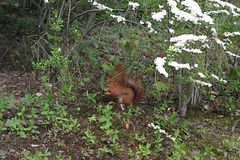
[104,64,143,109]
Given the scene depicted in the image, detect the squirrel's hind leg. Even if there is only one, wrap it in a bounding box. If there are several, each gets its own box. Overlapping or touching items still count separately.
[120,103,125,110]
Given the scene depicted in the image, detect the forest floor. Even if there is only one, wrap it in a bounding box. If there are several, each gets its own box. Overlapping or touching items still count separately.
[0,70,239,159]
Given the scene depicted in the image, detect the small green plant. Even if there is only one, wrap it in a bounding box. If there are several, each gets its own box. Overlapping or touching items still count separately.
[168,129,186,160]
[48,102,80,133]
[88,114,97,123]
[135,134,147,143]
[98,105,114,132]
[56,153,72,160]
[137,143,151,158]
[194,154,204,160]
[97,145,113,157]
[5,117,28,138]
[203,145,215,158]
[153,131,164,153]
[84,91,97,105]
[196,128,207,138]
[110,141,124,153]
[21,149,51,160]
[0,96,15,132]
[150,81,170,98]
[127,148,134,157]
[222,138,239,152]
[169,140,186,160]
[83,129,97,145]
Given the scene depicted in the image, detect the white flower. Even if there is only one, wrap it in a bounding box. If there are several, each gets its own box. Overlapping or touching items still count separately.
[211,28,218,37]
[128,2,139,10]
[155,57,168,77]
[209,0,240,16]
[152,10,167,22]
[210,28,226,50]
[211,74,227,83]
[224,32,240,37]
[206,10,230,15]
[167,0,214,24]
[92,1,113,11]
[169,61,191,70]
[110,14,126,23]
[192,79,212,87]
[169,28,175,34]
[170,34,207,47]
[181,48,202,53]
[170,34,208,52]
[198,72,206,78]
[36,92,43,96]
[145,21,157,33]
[148,123,175,141]
[215,38,226,50]
[159,5,164,9]
[226,51,240,58]
[181,0,214,24]
[44,0,49,3]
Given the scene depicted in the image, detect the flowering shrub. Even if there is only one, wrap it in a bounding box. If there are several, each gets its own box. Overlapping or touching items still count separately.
[87,0,239,116]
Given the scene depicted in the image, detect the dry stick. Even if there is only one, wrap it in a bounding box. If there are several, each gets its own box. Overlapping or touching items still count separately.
[231,120,239,133]
[35,5,48,80]
[31,0,41,9]
[64,0,72,55]
[59,0,66,19]
[38,6,48,30]
[83,11,97,36]
[71,1,81,11]
[70,9,102,25]
[178,69,183,115]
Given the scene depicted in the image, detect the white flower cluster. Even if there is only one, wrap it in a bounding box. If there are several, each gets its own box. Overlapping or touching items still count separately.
[198,72,206,78]
[140,21,157,33]
[169,28,175,34]
[155,57,168,77]
[128,2,139,10]
[89,0,113,11]
[167,0,214,24]
[181,48,202,53]
[152,10,167,22]
[155,57,198,77]
[169,61,197,70]
[192,73,211,87]
[210,28,227,50]
[226,51,240,58]
[209,0,240,16]
[110,14,126,23]
[224,32,240,37]
[206,10,230,15]
[170,34,208,53]
[44,0,49,3]
[211,74,227,83]
[148,123,176,141]
[192,73,226,87]
[192,79,212,87]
